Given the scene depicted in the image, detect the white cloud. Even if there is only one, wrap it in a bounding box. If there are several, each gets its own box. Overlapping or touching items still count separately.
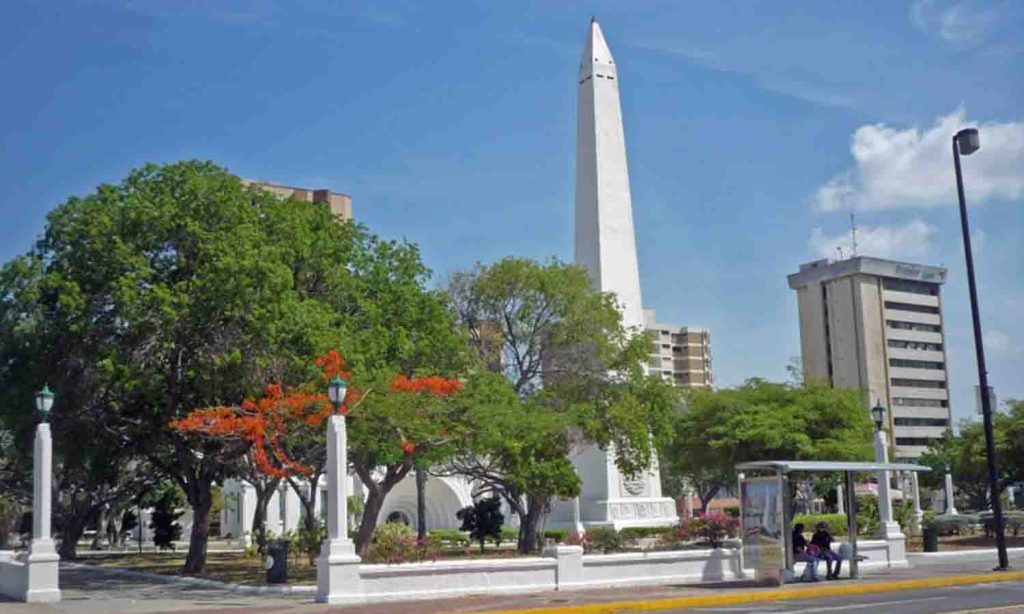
[986,330,1011,352]
[809,219,937,260]
[910,0,998,47]
[814,109,1024,211]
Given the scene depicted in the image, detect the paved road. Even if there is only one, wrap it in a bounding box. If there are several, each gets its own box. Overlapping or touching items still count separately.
[678,580,1024,613]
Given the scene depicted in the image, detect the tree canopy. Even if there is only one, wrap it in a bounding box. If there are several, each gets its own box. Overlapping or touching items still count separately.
[0,160,468,570]
[445,257,677,552]
[661,379,875,511]
[917,399,1024,510]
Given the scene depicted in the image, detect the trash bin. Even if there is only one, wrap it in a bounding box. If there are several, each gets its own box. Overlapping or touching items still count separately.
[266,540,290,584]
[922,527,939,552]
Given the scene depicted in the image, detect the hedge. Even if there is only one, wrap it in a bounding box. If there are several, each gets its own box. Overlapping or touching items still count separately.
[793,513,848,538]
[979,511,1024,537]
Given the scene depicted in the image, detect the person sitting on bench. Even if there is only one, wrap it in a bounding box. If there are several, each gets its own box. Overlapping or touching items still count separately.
[792,523,820,582]
[811,522,842,579]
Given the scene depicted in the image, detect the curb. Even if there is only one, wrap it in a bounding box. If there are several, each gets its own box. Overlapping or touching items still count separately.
[64,562,316,595]
[484,570,1024,614]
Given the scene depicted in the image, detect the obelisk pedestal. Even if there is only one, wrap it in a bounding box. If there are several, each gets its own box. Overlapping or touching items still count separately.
[316,415,361,604]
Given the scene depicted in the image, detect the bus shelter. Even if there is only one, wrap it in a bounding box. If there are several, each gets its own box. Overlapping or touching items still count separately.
[735,460,930,583]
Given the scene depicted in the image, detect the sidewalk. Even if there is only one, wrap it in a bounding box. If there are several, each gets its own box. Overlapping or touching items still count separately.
[1,549,1020,614]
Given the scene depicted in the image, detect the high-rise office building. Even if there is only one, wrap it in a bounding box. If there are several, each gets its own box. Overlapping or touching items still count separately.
[788,257,953,459]
[643,310,713,388]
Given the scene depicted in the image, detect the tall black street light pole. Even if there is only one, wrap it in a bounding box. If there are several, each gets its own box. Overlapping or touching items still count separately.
[952,127,1009,570]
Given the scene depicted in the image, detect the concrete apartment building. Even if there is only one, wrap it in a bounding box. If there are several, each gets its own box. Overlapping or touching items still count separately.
[244,179,353,220]
[787,257,953,459]
[643,309,713,388]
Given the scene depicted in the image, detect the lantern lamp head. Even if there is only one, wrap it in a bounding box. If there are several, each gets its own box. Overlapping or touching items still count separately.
[35,384,55,422]
[871,400,886,431]
[327,375,348,409]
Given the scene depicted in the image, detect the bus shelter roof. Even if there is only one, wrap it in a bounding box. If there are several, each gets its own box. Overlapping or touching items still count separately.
[735,460,931,473]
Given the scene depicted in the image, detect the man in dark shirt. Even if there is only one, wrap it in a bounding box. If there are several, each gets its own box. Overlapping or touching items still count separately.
[811,522,842,579]
[792,523,820,581]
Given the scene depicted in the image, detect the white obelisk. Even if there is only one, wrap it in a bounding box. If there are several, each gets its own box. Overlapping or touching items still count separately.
[574,18,644,331]
[570,19,676,529]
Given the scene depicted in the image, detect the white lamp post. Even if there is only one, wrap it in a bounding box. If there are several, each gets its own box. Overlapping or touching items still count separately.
[317,375,361,604]
[26,384,60,602]
[871,401,902,540]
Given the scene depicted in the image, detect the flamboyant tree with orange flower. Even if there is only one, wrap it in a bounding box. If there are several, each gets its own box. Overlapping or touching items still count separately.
[173,349,471,553]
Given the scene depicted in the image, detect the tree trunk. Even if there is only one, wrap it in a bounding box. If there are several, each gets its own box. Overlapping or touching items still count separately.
[108,508,123,548]
[518,495,546,554]
[182,480,213,574]
[416,468,427,540]
[91,507,108,550]
[251,483,276,555]
[58,516,88,560]
[355,489,386,555]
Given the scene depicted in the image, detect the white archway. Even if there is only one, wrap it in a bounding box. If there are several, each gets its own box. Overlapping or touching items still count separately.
[378,474,472,531]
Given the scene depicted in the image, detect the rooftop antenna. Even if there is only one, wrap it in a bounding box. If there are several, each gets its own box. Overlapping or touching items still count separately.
[850,212,859,257]
[837,246,844,260]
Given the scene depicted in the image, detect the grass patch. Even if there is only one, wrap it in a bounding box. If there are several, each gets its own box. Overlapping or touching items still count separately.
[81,551,317,586]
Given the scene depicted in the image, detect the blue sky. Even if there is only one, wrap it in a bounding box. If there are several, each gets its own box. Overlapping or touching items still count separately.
[1,1,1021,424]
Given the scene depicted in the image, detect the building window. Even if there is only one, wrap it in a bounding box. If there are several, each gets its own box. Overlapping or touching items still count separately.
[891,378,946,389]
[895,437,939,447]
[887,321,941,333]
[882,278,938,295]
[888,339,943,351]
[892,397,948,408]
[885,301,940,314]
[894,417,949,427]
[889,358,944,370]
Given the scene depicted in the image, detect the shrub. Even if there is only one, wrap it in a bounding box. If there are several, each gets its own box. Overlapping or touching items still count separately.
[542,529,569,544]
[456,497,505,553]
[149,491,183,551]
[794,514,848,539]
[364,522,437,564]
[685,512,738,548]
[854,495,879,536]
[500,526,518,545]
[295,522,326,565]
[931,514,972,536]
[979,511,1024,537]
[619,526,675,548]
[428,529,471,549]
[585,527,625,553]
[722,506,740,518]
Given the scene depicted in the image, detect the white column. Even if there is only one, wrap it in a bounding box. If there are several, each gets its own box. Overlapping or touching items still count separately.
[874,430,903,540]
[26,422,60,603]
[944,471,959,515]
[836,483,845,515]
[316,415,361,604]
[911,472,924,534]
[572,497,585,536]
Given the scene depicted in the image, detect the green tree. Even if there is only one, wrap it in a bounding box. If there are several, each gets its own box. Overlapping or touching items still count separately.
[456,496,505,553]
[445,258,676,553]
[661,379,875,512]
[0,160,469,570]
[918,400,1024,511]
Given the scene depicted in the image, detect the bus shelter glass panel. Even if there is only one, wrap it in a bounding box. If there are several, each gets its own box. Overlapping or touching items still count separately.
[740,476,785,582]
